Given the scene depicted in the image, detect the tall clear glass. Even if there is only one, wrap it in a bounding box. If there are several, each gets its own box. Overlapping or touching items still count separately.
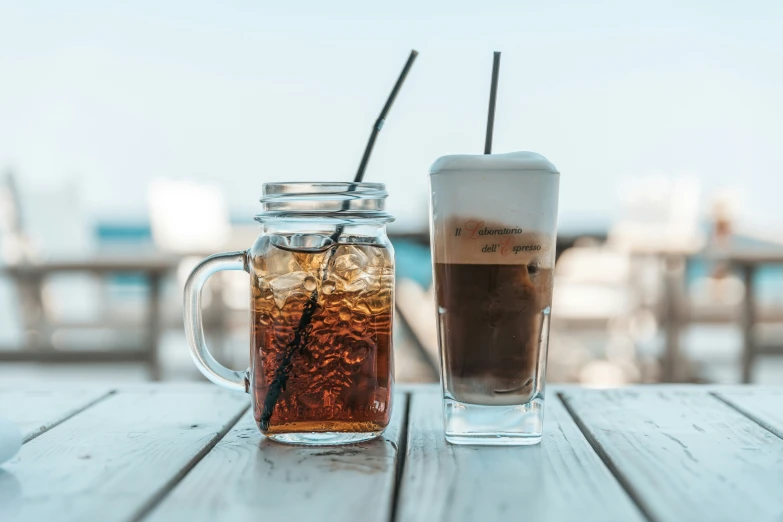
[428,152,559,445]
[184,182,395,445]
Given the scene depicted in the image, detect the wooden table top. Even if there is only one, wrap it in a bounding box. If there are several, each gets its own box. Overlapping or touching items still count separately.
[1,384,782,522]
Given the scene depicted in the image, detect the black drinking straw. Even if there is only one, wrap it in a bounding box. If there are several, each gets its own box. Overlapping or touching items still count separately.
[260,49,419,432]
[484,51,501,155]
[354,49,419,183]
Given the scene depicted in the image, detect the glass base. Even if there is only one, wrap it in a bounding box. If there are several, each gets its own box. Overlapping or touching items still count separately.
[266,431,383,446]
[443,397,544,446]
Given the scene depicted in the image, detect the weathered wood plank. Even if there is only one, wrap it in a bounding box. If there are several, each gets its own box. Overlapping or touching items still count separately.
[397,391,645,522]
[0,388,111,441]
[561,389,783,522]
[3,388,248,522]
[145,393,407,522]
[713,388,783,439]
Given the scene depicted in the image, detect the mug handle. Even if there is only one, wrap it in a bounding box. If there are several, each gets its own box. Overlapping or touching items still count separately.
[183,250,249,392]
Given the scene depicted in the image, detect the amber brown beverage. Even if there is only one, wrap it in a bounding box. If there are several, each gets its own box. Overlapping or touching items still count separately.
[250,238,394,437]
[184,182,396,446]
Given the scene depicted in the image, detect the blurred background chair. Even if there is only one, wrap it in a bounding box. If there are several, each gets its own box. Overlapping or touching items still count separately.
[0,172,177,381]
[148,178,252,375]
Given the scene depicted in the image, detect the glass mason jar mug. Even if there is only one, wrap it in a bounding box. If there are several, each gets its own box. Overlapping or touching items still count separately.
[184,182,395,445]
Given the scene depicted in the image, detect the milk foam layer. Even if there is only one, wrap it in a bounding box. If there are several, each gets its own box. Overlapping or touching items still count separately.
[429,152,560,266]
[430,151,559,174]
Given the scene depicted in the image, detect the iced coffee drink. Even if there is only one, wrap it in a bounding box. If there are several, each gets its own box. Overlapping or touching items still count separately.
[429,152,559,445]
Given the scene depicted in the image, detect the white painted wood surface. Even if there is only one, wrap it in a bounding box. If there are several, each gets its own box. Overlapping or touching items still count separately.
[0,388,111,441]
[3,388,248,522]
[396,391,645,522]
[146,394,407,522]
[561,389,783,522]
[713,388,783,439]
[3,384,783,522]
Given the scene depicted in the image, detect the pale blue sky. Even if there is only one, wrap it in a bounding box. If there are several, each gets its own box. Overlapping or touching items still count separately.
[1,1,782,232]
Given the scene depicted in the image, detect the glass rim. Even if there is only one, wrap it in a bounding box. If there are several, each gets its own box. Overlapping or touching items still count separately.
[261,182,387,203]
[256,182,393,224]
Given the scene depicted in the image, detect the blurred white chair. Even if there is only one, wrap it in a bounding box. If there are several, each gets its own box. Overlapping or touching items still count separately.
[148,179,244,366]
[148,179,239,309]
[22,180,96,258]
[0,174,101,335]
[148,179,231,254]
[19,180,101,324]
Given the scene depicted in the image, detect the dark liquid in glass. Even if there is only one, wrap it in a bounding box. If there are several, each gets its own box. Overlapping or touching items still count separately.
[251,242,393,435]
[434,262,553,405]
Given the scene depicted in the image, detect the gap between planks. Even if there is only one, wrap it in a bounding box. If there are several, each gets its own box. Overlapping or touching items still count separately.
[11,385,413,522]
[21,389,116,443]
[397,389,645,522]
[130,403,250,522]
[389,392,412,522]
[557,392,656,522]
[143,391,410,522]
[559,388,783,522]
[5,388,251,522]
[709,391,783,441]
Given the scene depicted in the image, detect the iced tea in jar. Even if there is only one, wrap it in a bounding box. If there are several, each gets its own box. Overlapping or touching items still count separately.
[184,182,395,445]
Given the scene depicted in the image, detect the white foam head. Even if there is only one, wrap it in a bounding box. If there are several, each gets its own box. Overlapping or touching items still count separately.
[429,151,560,265]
